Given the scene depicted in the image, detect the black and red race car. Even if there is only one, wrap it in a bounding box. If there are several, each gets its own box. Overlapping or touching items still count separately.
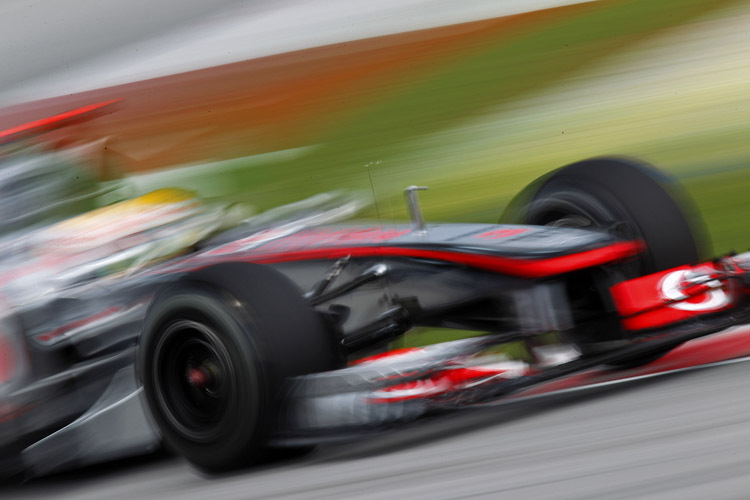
[1,106,749,477]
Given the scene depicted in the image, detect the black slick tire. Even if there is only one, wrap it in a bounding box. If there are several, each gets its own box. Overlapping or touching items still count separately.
[503,157,710,367]
[138,263,339,471]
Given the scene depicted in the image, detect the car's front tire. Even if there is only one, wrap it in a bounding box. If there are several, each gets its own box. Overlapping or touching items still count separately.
[139,263,340,471]
[503,157,709,367]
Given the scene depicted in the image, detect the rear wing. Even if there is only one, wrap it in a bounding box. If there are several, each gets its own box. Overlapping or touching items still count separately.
[0,99,120,146]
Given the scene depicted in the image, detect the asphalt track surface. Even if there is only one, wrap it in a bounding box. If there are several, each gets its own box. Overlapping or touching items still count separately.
[5,329,750,499]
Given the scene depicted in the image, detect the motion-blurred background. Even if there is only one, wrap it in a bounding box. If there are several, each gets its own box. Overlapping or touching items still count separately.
[1,0,748,251]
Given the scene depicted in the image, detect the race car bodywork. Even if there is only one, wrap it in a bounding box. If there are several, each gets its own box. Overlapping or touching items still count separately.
[0,132,747,476]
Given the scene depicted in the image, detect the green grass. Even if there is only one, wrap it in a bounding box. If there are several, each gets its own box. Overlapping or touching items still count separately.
[130,0,746,222]
[683,167,750,255]
[198,0,738,209]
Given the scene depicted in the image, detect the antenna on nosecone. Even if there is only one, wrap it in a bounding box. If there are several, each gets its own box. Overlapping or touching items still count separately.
[365,161,383,222]
[404,185,428,233]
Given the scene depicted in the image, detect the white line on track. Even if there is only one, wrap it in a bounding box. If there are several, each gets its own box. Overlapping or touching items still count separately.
[483,355,750,408]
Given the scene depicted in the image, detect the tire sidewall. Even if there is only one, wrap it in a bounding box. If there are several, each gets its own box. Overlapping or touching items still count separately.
[138,263,341,471]
[139,284,267,470]
[538,158,706,273]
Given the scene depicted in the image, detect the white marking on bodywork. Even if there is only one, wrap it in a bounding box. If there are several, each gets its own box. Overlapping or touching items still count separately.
[659,269,730,312]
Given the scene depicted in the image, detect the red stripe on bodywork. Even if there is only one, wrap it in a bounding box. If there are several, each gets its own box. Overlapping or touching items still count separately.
[351,347,423,365]
[0,99,120,144]
[235,240,644,278]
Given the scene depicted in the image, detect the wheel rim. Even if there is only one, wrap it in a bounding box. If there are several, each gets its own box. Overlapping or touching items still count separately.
[151,319,238,443]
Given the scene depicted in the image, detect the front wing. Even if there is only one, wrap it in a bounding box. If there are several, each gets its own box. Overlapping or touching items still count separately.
[280,252,750,440]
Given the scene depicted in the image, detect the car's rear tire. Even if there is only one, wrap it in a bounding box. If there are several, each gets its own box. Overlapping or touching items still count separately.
[502,157,710,367]
[139,263,340,471]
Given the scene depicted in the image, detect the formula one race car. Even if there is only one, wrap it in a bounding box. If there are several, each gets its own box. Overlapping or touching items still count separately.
[2,136,749,477]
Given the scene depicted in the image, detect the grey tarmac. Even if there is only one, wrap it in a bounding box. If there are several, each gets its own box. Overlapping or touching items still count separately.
[6,357,749,500]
